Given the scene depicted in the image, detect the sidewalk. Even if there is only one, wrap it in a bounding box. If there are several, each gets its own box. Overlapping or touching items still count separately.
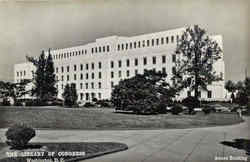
[0,117,249,162]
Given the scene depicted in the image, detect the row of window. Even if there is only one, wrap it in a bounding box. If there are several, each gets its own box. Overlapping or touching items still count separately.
[187,90,212,98]
[56,62,102,73]
[55,55,176,74]
[16,71,26,77]
[57,71,102,81]
[117,35,179,51]
[52,34,180,60]
[53,49,88,60]
[58,82,102,90]
[79,92,102,101]
[91,45,110,54]
[110,55,176,68]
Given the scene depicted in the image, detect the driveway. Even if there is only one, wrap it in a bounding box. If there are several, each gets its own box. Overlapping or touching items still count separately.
[0,117,249,162]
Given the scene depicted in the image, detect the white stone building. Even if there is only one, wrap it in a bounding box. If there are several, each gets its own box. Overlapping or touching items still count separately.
[14,27,226,101]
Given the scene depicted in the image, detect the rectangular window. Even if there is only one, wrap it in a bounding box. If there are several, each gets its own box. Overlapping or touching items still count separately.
[147,40,150,46]
[117,44,120,51]
[67,75,70,81]
[121,44,124,50]
[162,55,166,63]
[107,45,110,52]
[98,82,101,89]
[156,38,159,45]
[61,66,64,73]
[99,72,102,79]
[151,39,154,46]
[74,74,77,80]
[95,47,97,53]
[135,58,138,66]
[138,41,141,48]
[91,73,94,79]
[111,71,114,78]
[103,46,105,52]
[85,83,88,89]
[91,48,94,53]
[172,67,176,75]
[130,42,132,49]
[111,61,114,68]
[152,56,156,64]
[91,63,94,70]
[98,62,102,69]
[111,81,114,88]
[61,84,64,90]
[134,42,137,48]
[99,46,101,52]
[80,73,83,80]
[143,57,147,65]
[126,43,128,50]
[91,82,94,89]
[86,73,89,80]
[118,71,122,78]
[86,63,89,70]
[67,66,70,72]
[17,72,19,77]
[162,67,166,74]
[135,69,138,75]
[126,70,130,77]
[208,91,212,98]
[56,68,58,73]
[80,93,83,100]
[161,37,164,44]
[80,64,83,71]
[74,65,77,71]
[61,75,64,81]
[98,93,102,99]
[126,59,130,67]
[118,60,122,68]
[80,83,83,89]
[166,37,169,44]
[172,54,176,63]
[171,36,174,43]
[142,40,145,47]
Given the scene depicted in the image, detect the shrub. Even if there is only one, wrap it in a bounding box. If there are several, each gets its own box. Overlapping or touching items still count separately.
[171,104,183,115]
[5,124,36,149]
[202,107,211,115]
[84,102,96,108]
[182,96,200,114]
[156,102,167,114]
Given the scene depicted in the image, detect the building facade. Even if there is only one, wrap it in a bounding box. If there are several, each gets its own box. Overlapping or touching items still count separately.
[14,27,226,101]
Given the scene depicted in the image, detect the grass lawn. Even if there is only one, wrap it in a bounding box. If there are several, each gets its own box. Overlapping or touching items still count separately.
[0,142,128,162]
[0,106,243,129]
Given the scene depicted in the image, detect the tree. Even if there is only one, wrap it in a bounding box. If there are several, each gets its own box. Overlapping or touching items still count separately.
[235,77,250,105]
[0,79,31,104]
[225,80,236,102]
[174,25,223,101]
[26,49,57,102]
[62,83,78,107]
[111,70,176,114]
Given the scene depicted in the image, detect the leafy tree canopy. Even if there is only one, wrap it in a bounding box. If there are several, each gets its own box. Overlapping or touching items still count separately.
[26,49,57,101]
[174,25,223,99]
[111,70,176,114]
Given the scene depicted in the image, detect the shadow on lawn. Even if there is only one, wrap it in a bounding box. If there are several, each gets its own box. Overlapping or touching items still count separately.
[220,138,250,155]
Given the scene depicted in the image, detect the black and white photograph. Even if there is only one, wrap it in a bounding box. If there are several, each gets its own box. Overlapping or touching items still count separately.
[0,0,249,162]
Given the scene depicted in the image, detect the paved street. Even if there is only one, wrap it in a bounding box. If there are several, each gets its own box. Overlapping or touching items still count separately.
[0,117,249,162]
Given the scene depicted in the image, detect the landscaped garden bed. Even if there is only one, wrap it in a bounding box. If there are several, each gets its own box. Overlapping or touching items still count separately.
[0,142,128,162]
[0,106,243,130]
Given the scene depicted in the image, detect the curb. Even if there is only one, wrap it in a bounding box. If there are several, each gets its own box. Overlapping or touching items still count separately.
[65,143,128,162]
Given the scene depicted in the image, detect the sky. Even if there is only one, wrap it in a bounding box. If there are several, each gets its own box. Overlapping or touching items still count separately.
[0,0,249,82]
